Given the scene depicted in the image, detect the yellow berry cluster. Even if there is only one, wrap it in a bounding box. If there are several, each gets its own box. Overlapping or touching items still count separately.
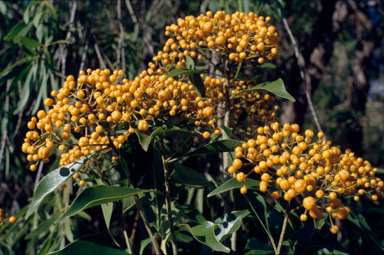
[165,11,280,63]
[230,122,383,234]
[0,208,16,225]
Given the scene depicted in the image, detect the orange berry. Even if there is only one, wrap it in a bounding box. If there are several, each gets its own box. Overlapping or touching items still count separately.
[236,172,245,182]
[9,216,16,224]
[240,187,248,194]
[330,225,339,234]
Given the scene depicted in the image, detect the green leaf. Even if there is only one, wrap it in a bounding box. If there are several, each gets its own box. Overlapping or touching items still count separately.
[207,178,260,197]
[95,179,119,247]
[185,55,194,69]
[25,212,62,240]
[167,69,201,78]
[256,63,278,69]
[47,233,130,255]
[171,163,209,188]
[25,154,93,219]
[314,217,327,230]
[56,186,153,223]
[64,219,74,242]
[134,127,162,152]
[179,222,230,253]
[190,72,206,98]
[221,124,232,137]
[347,209,384,250]
[0,56,31,77]
[47,40,73,46]
[176,204,206,224]
[4,21,27,41]
[32,11,44,28]
[214,210,250,242]
[20,36,44,48]
[14,63,37,114]
[243,238,274,254]
[0,2,7,15]
[230,78,295,102]
[163,129,195,136]
[172,139,243,162]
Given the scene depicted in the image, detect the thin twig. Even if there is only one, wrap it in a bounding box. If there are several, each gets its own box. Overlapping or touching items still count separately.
[124,0,138,23]
[118,156,162,255]
[282,18,325,136]
[276,213,289,255]
[33,161,44,192]
[60,1,77,85]
[79,3,97,72]
[94,43,107,70]
[124,230,132,254]
[159,136,178,255]
[93,35,115,70]
[116,0,125,70]
[0,80,10,167]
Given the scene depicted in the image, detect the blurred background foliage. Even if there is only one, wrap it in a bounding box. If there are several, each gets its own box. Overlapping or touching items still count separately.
[0,0,383,254]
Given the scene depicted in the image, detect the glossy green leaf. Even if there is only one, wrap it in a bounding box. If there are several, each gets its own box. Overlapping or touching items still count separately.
[25,154,93,219]
[207,178,260,197]
[172,139,243,162]
[190,72,206,98]
[25,212,61,239]
[171,163,209,188]
[214,210,250,242]
[231,78,295,102]
[20,36,44,48]
[180,222,230,253]
[167,69,201,78]
[4,21,27,41]
[56,186,153,223]
[47,233,130,255]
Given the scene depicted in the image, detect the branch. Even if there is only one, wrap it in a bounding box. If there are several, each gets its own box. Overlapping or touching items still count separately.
[282,18,325,137]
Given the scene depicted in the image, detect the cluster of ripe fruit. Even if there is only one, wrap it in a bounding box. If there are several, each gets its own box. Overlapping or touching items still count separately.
[230,122,382,233]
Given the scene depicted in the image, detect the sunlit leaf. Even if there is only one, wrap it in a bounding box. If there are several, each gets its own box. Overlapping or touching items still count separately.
[179,222,230,253]
[230,78,295,102]
[25,154,94,219]
[214,210,250,242]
